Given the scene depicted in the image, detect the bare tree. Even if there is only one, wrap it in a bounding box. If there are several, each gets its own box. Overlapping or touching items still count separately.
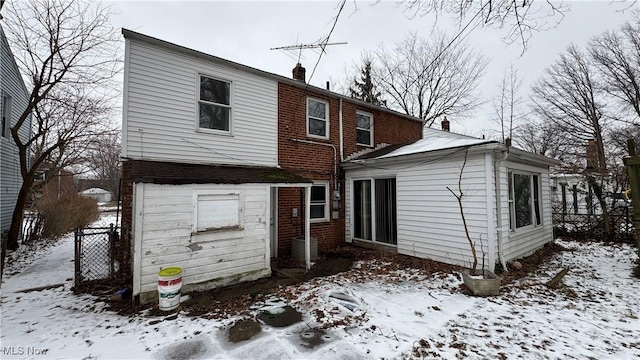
[397,0,570,50]
[86,132,122,198]
[492,64,524,143]
[530,44,613,238]
[372,31,487,127]
[590,16,640,123]
[2,0,120,257]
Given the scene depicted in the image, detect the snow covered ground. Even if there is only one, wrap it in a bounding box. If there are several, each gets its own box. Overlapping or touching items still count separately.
[1,214,639,359]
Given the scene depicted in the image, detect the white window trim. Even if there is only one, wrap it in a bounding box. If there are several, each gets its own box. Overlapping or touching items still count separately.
[306,97,329,139]
[508,171,543,232]
[196,73,233,136]
[356,110,373,147]
[310,181,330,223]
[350,176,398,245]
[192,189,244,234]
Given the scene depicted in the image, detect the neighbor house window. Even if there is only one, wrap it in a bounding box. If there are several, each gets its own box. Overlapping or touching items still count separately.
[356,111,373,146]
[310,183,329,221]
[508,172,543,230]
[193,191,242,232]
[2,95,11,139]
[307,98,328,138]
[198,75,231,132]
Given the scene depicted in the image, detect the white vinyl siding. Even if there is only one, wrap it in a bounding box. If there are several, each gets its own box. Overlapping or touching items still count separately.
[346,152,491,269]
[123,38,278,167]
[132,183,271,301]
[346,151,553,271]
[0,26,31,234]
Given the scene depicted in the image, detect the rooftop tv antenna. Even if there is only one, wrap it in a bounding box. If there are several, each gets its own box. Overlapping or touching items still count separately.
[271,35,347,63]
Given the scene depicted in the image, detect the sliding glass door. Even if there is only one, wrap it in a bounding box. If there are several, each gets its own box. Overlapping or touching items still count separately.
[353,178,397,245]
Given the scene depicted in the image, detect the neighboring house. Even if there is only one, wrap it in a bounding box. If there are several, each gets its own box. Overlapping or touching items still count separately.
[79,187,111,203]
[343,123,559,272]
[121,29,422,303]
[0,22,30,236]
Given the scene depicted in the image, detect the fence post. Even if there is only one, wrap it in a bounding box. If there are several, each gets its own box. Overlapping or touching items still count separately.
[74,228,81,286]
[109,223,115,279]
[623,139,640,247]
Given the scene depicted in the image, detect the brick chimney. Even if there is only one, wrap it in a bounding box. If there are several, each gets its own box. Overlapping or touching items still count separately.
[441,116,450,132]
[586,139,598,170]
[292,63,306,82]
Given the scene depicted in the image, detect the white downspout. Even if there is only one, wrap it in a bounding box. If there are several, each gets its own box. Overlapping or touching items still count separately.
[304,185,311,271]
[495,149,509,272]
[339,98,344,161]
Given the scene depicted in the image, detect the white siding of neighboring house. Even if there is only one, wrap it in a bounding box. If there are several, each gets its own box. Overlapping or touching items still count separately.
[500,160,554,261]
[132,182,271,302]
[346,152,495,269]
[0,26,30,234]
[123,38,278,167]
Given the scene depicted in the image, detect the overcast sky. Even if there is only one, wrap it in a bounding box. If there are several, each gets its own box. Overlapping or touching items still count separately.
[107,0,639,136]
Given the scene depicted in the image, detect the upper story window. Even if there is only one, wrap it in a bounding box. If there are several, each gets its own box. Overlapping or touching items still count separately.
[307,98,329,139]
[508,171,542,230]
[2,95,12,139]
[356,111,373,146]
[198,75,231,132]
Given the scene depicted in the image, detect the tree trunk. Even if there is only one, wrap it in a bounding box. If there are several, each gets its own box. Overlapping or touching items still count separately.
[6,179,32,250]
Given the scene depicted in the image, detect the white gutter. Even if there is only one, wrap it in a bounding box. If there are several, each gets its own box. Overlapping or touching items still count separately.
[494,148,509,272]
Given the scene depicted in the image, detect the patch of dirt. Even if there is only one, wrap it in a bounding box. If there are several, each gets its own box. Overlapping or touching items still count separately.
[257,305,302,327]
[228,319,262,343]
[498,241,569,284]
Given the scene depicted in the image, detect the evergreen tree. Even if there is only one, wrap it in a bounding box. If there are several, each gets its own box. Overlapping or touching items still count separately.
[349,61,386,107]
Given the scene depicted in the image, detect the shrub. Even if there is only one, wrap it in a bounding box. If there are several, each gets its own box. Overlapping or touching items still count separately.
[35,194,99,239]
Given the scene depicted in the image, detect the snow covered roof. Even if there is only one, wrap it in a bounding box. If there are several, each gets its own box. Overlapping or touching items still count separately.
[81,188,110,194]
[352,127,495,161]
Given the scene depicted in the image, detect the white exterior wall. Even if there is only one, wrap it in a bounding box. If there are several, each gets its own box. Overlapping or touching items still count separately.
[0,26,30,234]
[500,161,554,261]
[346,152,496,269]
[132,182,271,302]
[123,38,278,167]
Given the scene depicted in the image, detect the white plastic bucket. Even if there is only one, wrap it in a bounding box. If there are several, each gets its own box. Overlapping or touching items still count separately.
[158,267,182,311]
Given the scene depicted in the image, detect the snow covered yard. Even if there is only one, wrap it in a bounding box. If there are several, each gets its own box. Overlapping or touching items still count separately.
[1,220,639,360]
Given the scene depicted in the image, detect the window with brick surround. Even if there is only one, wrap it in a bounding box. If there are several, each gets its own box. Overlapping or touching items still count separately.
[198,75,231,132]
[307,98,328,138]
[310,182,329,222]
[356,111,373,146]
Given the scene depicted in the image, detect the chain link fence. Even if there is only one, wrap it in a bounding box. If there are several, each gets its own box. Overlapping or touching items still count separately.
[74,224,131,289]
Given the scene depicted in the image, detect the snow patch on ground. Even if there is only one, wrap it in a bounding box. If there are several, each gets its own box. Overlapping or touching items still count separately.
[1,234,639,359]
